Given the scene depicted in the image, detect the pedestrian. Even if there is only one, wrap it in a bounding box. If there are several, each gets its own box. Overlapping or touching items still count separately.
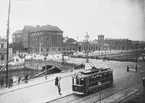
[25,74,28,83]
[135,64,137,72]
[127,65,129,72]
[8,78,11,88]
[55,76,62,95]
[55,76,59,86]
[18,76,21,84]
[10,77,13,87]
[0,78,4,87]
[58,79,62,95]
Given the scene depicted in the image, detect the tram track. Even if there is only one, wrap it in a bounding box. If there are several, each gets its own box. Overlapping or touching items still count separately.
[47,71,140,103]
[67,74,138,103]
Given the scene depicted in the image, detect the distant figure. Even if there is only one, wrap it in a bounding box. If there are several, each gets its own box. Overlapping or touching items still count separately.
[25,74,29,83]
[0,78,4,87]
[18,76,21,84]
[10,78,13,87]
[127,65,129,72]
[135,64,137,72]
[8,77,13,88]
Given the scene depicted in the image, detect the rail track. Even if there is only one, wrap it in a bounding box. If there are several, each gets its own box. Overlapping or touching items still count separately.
[47,71,141,103]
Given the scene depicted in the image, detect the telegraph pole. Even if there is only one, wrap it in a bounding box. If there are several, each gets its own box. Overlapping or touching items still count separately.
[6,0,11,87]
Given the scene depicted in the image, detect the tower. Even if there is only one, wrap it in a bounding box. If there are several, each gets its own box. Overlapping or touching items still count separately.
[98,35,104,44]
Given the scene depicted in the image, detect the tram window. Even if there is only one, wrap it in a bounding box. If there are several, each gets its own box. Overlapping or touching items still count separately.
[75,78,79,84]
[73,78,77,84]
[106,73,109,78]
[92,76,95,81]
[100,74,103,79]
[89,77,92,83]
[104,73,107,78]
[96,75,99,80]
[80,78,85,85]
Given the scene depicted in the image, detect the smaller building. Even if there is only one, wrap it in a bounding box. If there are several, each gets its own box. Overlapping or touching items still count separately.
[0,37,13,65]
[12,30,23,43]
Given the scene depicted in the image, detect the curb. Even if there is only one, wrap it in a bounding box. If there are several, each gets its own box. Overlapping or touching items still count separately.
[46,92,73,103]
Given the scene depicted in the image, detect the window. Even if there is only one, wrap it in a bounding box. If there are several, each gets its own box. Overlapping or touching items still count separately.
[80,78,85,85]
[16,59,19,62]
[46,48,49,52]
[1,55,4,60]
[1,43,4,49]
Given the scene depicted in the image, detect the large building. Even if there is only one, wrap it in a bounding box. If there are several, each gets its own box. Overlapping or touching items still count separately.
[29,25,63,53]
[105,38,132,50]
[12,25,63,53]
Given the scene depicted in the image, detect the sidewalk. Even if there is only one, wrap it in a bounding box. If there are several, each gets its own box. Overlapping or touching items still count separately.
[0,71,73,95]
[29,90,72,103]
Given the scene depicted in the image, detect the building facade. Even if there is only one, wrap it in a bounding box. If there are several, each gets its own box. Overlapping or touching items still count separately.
[63,37,77,52]
[28,25,63,53]
[105,38,132,50]
[12,25,63,53]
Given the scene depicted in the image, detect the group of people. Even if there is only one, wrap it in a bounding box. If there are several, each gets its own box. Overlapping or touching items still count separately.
[0,77,13,88]
[127,64,138,72]
[55,76,62,95]
[0,74,29,88]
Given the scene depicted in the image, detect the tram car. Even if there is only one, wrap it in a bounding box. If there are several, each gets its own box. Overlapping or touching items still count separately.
[72,67,113,95]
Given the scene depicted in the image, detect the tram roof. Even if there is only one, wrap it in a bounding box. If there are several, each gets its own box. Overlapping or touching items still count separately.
[75,67,112,78]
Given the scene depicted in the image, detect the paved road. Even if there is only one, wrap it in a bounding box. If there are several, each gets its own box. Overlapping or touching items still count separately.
[0,59,143,103]
[48,59,144,103]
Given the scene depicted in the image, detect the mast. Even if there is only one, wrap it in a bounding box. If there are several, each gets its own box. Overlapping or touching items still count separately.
[6,0,11,87]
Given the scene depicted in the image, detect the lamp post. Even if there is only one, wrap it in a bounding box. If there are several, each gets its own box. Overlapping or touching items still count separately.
[44,57,47,80]
[6,0,11,87]
[61,36,64,65]
[85,32,90,63]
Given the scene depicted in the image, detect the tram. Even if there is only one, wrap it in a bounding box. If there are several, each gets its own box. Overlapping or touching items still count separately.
[72,66,113,95]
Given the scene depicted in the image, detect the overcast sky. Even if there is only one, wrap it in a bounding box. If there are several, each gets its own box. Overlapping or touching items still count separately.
[0,0,144,42]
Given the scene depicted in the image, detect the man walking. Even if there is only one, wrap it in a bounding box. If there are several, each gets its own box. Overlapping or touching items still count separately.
[55,76,62,95]
[18,76,21,84]
[135,64,137,72]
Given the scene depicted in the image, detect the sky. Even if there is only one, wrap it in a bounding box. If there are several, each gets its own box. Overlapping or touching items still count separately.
[0,0,144,42]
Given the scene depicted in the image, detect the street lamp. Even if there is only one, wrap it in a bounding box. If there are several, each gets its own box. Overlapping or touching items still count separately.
[44,57,47,80]
[85,32,90,63]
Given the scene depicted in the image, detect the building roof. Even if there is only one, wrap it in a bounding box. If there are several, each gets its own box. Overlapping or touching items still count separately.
[24,25,63,32]
[13,30,22,35]
[63,37,76,44]
[89,40,98,44]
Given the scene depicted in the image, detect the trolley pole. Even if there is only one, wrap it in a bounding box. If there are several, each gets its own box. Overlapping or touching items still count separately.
[6,0,11,87]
